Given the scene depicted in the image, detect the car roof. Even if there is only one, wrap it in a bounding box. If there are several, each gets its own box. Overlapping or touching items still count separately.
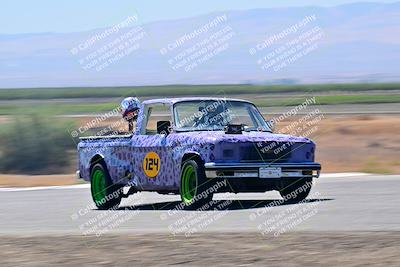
[142,97,254,106]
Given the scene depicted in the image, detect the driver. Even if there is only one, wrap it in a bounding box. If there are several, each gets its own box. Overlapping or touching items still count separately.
[121,97,141,132]
[194,102,226,129]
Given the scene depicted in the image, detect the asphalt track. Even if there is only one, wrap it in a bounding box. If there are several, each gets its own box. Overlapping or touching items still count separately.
[1,174,399,235]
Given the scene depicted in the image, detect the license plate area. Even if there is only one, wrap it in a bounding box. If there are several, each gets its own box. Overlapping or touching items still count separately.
[259,167,282,178]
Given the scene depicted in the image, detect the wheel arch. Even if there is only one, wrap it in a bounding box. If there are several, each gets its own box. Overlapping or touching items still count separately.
[89,154,106,173]
[181,152,204,167]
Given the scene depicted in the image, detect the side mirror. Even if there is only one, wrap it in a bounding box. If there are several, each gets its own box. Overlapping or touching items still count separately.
[225,124,244,134]
[157,121,171,135]
[266,119,275,132]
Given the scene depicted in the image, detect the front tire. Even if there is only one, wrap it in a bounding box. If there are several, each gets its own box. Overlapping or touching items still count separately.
[90,163,123,210]
[180,160,214,210]
[278,178,313,203]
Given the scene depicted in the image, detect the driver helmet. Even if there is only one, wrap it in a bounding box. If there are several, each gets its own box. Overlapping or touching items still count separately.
[121,97,141,120]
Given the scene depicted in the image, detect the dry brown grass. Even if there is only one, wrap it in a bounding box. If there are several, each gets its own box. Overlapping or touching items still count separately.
[278,115,400,174]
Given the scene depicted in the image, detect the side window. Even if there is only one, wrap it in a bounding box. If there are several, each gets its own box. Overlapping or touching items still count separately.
[144,104,172,135]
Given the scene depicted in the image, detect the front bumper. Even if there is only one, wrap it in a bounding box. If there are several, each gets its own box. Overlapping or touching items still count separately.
[204,162,321,179]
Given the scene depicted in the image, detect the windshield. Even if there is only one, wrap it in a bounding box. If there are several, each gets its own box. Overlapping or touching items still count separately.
[173,100,271,132]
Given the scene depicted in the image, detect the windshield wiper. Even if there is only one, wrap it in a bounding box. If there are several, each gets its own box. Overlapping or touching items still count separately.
[244,128,272,133]
[175,128,224,132]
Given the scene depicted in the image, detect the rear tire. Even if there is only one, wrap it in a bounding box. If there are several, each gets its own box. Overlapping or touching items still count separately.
[179,160,214,210]
[90,163,123,210]
[278,178,313,203]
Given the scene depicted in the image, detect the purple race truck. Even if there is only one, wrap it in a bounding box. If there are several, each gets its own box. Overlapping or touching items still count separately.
[77,98,321,209]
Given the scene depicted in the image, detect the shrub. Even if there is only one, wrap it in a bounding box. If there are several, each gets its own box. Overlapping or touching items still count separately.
[0,115,75,174]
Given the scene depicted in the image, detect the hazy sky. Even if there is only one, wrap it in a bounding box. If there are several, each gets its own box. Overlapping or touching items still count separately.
[1,0,397,34]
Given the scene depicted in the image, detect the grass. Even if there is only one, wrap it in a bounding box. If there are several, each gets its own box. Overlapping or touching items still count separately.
[0,103,118,115]
[360,160,395,174]
[0,83,399,100]
[315,95,400,105]
[251,94,400,107]
[1,94,399,115]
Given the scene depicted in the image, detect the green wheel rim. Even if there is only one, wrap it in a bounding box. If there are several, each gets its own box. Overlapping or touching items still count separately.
[92,169,107,204]
[182,164,197,204]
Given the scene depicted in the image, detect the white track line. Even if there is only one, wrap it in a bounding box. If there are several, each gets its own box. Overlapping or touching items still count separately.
[0,184,90,192]
[319,172,370,178]
[0,173,371,192]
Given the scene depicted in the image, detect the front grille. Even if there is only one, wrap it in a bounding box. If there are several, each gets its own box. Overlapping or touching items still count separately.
[239,142,291,163]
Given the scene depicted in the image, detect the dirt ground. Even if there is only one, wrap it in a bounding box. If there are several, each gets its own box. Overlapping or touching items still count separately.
[1,232,399,266]
[0,174,80,187]
[0,115,398,187]
[287,115,400,174]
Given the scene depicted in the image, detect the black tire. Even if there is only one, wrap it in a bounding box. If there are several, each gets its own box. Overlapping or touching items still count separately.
[179,159,214,210]
[90,162,123,210]
[278,178,313,203]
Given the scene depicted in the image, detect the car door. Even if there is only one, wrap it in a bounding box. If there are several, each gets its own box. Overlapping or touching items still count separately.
[131,103,177,190]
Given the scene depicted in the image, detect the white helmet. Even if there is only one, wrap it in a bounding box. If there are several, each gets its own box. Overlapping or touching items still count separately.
[121,97,140,118]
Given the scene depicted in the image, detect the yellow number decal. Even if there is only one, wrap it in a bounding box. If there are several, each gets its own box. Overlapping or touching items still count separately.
[143,152,161,178]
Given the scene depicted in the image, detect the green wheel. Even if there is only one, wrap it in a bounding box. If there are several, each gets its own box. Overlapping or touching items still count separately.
[181,163,197,204]
[90,163,122,210]
[180,159,214,209]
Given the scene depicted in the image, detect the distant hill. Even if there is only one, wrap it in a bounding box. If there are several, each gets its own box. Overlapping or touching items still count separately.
[0,2,399,88]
